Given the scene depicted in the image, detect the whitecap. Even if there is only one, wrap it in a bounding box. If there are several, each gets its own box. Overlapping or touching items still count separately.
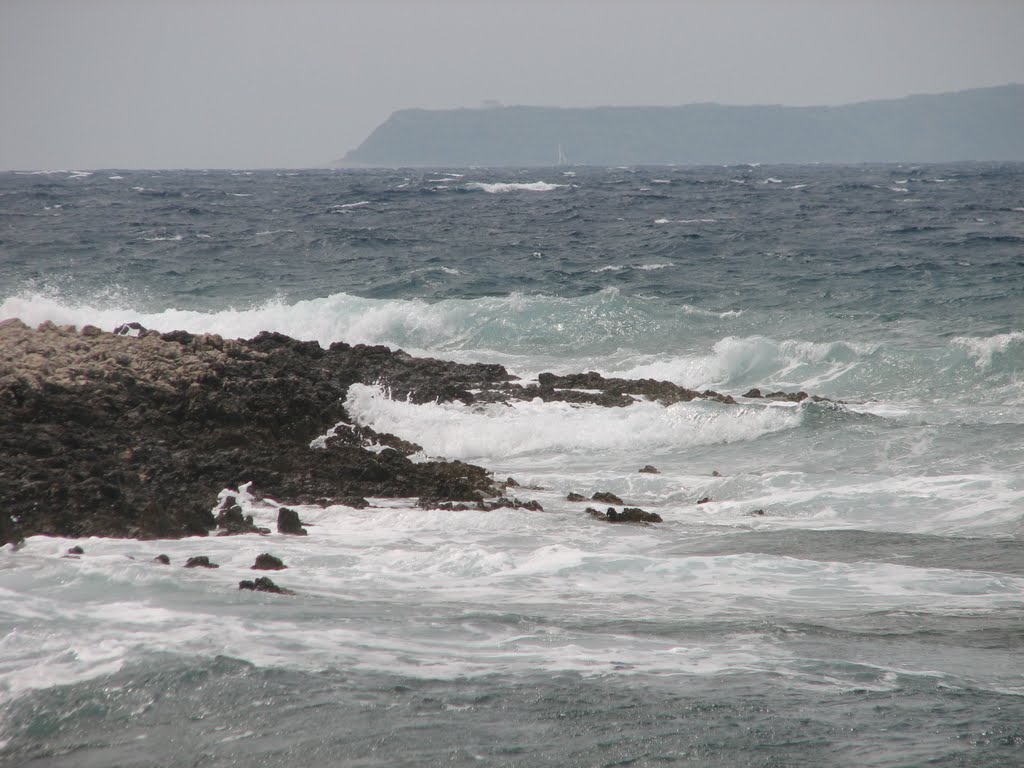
[345,383,799,462]
[140,234,184,242]
[951,331,1024,370]
[466,181,566,193]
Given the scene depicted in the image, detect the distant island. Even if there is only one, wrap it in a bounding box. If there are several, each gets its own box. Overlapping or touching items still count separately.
[340,84,1024,167]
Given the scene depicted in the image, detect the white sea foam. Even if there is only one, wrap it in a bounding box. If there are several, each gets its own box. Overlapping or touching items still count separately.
[608,336,876,391]
[952,331,1024,370]
[140,234,184,242]
[466,181,566,193]
[3,520,1022,698]
[344,383,799,462]
[332,200,371,209]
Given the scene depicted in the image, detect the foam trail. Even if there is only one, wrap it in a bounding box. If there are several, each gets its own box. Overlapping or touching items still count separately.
[344,383,799,462]
[466,181,565,193]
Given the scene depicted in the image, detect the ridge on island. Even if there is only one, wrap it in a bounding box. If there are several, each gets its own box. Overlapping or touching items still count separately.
[339,84,1024,167]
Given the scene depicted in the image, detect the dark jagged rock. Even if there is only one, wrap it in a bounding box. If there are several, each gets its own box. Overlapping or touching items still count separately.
[586,506,662,524]
[252,553,286,570]
[420,496,544,512]
[697,497,712,505]
[215,502,269,536]
[711,470,721,477]
[276,507,308,536]
[592,491,624,505]
[746,387,838,404]
[618,507,663,523]
[153,554,170,564]
[239,576,294,595]
[419,499,473,511]
[66,545,84,555]
[535,371,736,406]
[750,509,766,516]
[184,556,219,568]
[566,492,586,502]
[504,477,520,488]
[639,465,660,474]
[765,390,809,402]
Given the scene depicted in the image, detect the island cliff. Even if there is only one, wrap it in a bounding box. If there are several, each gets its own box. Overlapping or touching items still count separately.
[341,84,1024,167]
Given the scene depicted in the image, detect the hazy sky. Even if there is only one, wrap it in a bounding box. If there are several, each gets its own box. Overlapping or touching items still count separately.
[2,0,1022,169]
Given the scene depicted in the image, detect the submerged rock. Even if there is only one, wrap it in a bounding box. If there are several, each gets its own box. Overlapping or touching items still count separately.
[592,491,624,505]
[639,465,660,474]
[566,492,586,502]
[153,554,171,565]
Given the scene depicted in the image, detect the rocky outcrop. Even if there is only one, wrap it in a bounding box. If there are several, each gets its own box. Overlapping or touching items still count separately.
[472,371,735,408]
[586,507,663,524]
[252,553,286,570]
[239,576,294,595]
[0,319,838,543]
[276,508,308,536]
[215,497,270,536]
[742,387,838,403]
[184,556,219,568]
[0,320,503,543]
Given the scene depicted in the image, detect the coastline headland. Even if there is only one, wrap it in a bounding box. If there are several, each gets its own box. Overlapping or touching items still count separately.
[1,319,817,543]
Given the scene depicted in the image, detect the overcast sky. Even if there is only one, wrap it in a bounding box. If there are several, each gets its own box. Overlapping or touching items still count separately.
[2,0,1022,169]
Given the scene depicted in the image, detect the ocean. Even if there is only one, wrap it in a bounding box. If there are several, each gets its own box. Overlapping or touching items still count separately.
[1,164,1022,766]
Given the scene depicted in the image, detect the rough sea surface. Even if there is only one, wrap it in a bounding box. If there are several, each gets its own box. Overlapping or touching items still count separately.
[1,165,1023,766]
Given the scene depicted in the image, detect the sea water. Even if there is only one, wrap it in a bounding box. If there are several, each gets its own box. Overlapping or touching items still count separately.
[1,165,1022,766]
